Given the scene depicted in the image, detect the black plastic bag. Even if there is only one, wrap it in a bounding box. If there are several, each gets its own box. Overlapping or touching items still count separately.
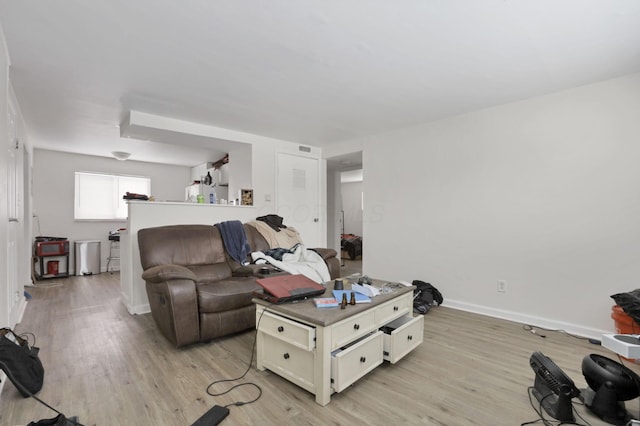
[412,280,444,314]
[28,414,79,426]
[0,328,44,397]
[611,289,640,325]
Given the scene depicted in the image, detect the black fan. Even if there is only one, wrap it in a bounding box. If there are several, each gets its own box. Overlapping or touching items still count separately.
[581,354,640,425]
[529,351,581,422]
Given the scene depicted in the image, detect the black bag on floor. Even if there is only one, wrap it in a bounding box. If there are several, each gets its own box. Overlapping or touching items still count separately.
[28,414,79,426]
[611,289,640,325]
[0,328,44,397]
[1,329,82,425]
[412,280,444,314]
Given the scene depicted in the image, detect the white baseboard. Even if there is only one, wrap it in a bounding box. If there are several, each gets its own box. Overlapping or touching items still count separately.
[122,300,150,315]
[130,304,150,315]
[443,299,610,341]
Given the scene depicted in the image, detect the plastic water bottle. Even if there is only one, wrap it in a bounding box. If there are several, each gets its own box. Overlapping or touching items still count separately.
[209,192,216,204]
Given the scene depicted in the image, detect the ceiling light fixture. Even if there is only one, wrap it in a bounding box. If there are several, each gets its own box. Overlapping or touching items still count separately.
[111,151,131,161]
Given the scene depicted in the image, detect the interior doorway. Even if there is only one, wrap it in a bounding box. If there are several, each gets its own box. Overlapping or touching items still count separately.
[325,151,363,276]
[340,169,363,261]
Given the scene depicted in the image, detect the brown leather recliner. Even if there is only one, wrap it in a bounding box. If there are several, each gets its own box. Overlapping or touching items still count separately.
[138,223,340,347]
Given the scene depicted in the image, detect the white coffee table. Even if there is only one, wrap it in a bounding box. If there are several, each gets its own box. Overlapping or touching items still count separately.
[253,279,423,405]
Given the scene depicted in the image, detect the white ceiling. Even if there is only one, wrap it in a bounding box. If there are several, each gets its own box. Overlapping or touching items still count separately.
[1,1,639,167]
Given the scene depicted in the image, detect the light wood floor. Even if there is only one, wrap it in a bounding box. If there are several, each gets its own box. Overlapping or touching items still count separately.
[1,272,638,426]
[339,258,362,277]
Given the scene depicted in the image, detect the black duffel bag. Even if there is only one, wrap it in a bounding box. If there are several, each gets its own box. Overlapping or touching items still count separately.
[0,328,44,397]
[412,280,444,314]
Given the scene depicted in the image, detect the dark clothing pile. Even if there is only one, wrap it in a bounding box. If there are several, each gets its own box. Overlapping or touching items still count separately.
[256,214,287,232]
[122,192,148,200]
[262,244,301,261]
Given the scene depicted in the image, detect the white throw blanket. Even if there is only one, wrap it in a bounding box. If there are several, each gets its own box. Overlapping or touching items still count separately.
[251,245,330,283]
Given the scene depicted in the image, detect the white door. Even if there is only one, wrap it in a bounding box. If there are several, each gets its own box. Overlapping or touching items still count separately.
[276,153,321,246]
[6,97,21,327]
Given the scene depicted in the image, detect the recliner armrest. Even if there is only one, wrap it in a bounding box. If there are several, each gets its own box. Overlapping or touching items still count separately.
[142,264,196,283]
[312,248,338,261]
[231,265,255,277]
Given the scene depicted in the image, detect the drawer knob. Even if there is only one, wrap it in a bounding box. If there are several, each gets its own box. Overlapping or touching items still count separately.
[408,335,413,341]
[283,353,290,360]
[353,324,360,330]
[393,306,399,311]
[277,326,284,332]
[360,356,366,363]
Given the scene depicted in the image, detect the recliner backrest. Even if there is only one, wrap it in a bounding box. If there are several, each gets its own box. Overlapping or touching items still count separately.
[138,225,227,270]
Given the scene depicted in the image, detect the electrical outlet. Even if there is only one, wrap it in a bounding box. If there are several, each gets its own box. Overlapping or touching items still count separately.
[497,280,507,293]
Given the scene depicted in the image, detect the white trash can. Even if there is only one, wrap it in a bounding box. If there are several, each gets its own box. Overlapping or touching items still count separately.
[75,240,101,275]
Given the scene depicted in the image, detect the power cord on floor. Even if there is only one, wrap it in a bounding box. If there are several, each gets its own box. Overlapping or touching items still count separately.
[522,324,601,345]
[0,359,85,426]
[523,324,547,338]
[19,331,37,347]
[1,330,84,425]
[521,386,590,426]
[204,307,271,408]
[614,353,640,424]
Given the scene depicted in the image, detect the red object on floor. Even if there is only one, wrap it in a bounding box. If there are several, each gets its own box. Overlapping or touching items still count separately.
[47,260,59,276]
[611,305,640,334]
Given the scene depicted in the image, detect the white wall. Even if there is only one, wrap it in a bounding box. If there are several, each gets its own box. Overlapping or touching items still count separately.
[229,144,252,203]
[33,149,191,273]
[347,73,640,339]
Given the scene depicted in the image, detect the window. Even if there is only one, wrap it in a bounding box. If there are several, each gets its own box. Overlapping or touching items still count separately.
[74,172,150,220]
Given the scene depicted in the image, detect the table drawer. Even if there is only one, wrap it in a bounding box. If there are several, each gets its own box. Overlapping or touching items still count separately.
[381,315,424,364]
[331,309,376,349]
[259,311,315,351]
[262,334,315,392]
[375,292,412,325]
[331,331,383,393]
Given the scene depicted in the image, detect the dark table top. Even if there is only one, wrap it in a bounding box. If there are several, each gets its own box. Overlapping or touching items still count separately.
[252,278,414,327]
